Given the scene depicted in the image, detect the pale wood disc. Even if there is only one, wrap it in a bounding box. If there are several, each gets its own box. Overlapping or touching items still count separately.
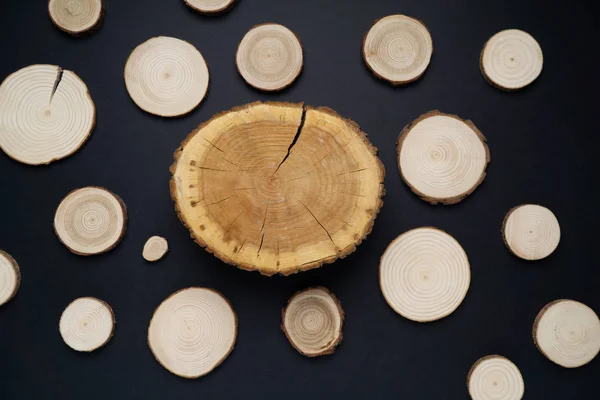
[170,102,385,275]
[148,287,237,378]
[502,204,560,260]
[397,111,490,205]
[184,0,235,14]
[467,355,525,400]
[380,227,470,322]
[363,14,433,85]
[125,36,210,117]
[54,187,127,255]
[0,64,95,165]
[48,0,103,36]
[0,250,20,307]
[282,287,344,357]
[59,297,115,352]
[236,24,303,91]
[533,300,600,368]
[481,29,543,90]
[143,236,169,262]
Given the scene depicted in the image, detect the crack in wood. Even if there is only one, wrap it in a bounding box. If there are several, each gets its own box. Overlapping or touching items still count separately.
[274,105,307,173]
[296,199,336,247]
[204,138,225,153]
[257,205,269,256]
[49,66,63,105]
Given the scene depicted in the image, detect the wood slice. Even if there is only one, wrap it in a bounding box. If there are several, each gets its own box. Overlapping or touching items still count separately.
[170,102,385,275]
[148,287,237,378]
[480,29,543,90]
[281,287,344,357]
[143,236,169,262]
[59,297,115,352]
[362,15,433,85]
[397,111,490,205]
[125,36,209,117]
[48,0,104,36]
[184,0,235,14]
[54,187,127,255]
[0,64,95,165]
[533,299,600,368]
[502,204,560,260]
[236,24,303,91]
[467,355,525,400]
[380,227,470,322]
[0,250,20,307]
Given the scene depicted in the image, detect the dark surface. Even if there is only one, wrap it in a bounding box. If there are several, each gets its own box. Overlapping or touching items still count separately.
[1,0,598,398]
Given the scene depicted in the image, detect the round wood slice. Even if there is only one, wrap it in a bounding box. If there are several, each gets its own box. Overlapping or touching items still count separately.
[0,64,95,165]
[467,355,525,400]
[481,29,543,90]
[170,102,385,275]
[533,299,600,368]
[125,36,209,117]
[362,14,433,85]
[0,250,20,307]
[54,187,127,255]
[380,227,470,322]
[48,0,104,36]
[236,24,303,91]
[148,287,237,378]
[282,287,344,357]
[185,0,235,14]
[59,297,115,352]
[143,236,169,262]
[397,111,490,205]
[502,204,560,261]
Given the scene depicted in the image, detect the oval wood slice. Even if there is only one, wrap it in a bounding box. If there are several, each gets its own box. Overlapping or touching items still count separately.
[0,64,95,165]
[185,0,235,14]
[54,187,127,255]
[380,227,470,322]
[481,29,543,90]
[363,14,433,85]
[282,287,344,357]
[236,24,303,91]
[59,297,115,352]
[148,287,237,378]
[170,102,385,275]
[48,0,104,36]
[125,36,209,117]
[397,111,490,204]
[533,299,600,368]
[502,204,560,260]
[0,250,20,307]
[467,355,525,400]
[143,236,169,262]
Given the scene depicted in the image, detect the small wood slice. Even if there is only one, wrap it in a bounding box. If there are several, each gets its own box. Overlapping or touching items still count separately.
[0,250,20,307]
[282,287,344,357]
[143,236,169,262]
[48,0,104,36]
[59,297,115,352]
[184,0,235,14]
[236,24,303,91]
[502,204,560,261]
[467,355,525,400]
[125,36,210,117]
[362,15,433,85]
[0,64,95,165]
[533,299,600,368]
[481,29,543,90]
[397,111,490,205]
[380,227,470,322]
[54,187,127,255]
[170,102,385,275]
[148,287,237,378]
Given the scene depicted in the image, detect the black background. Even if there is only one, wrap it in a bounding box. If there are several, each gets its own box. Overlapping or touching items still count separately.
[1,0,598,398]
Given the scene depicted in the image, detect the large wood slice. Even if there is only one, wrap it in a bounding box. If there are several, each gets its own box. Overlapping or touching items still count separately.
[170,102,385,275]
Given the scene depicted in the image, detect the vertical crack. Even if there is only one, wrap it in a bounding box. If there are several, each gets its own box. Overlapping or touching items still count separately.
[296,199,336,247]
[274,105,307,173]
[257,205,269,256]
[49,66,63,105]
